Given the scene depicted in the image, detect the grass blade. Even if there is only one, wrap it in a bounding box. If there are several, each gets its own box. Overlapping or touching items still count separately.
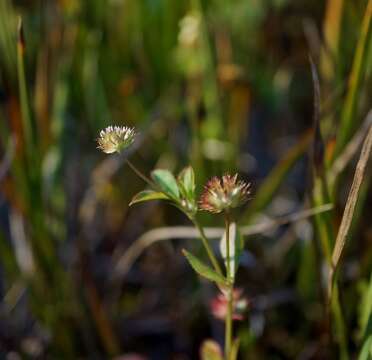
[333,0,372,160]
[359,273,372,341]
[17,18,34,155]
[330,124,372,278]
[320,0,344,82]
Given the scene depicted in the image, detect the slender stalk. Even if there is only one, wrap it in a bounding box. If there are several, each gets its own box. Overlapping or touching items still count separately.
[193,219,223,276]
[224,211,233,359]
[225,288,233,360]
[125,158,156,188]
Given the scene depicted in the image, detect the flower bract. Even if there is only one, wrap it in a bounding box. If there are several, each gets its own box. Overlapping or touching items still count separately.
[199,174,250,213]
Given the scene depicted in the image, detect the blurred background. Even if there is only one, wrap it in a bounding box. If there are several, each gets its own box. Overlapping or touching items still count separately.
[0,0,372,359]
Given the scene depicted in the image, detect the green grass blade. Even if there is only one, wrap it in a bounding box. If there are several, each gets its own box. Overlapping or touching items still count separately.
[359,273,372,342]
[17,18,34,156]
[333,0,372,161]
[358,335,372,360]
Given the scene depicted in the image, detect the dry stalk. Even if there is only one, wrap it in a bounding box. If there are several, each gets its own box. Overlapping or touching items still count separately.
[113,204,333,279]
[329,124,372,299]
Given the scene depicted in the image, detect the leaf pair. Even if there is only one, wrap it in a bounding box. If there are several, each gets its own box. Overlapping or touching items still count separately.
[130,166,197,217]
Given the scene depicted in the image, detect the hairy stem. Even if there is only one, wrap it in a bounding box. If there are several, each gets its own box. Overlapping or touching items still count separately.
[224,212,233,359]
[193,219,223,276]
[225,288,233,360]
[225,213,231,280]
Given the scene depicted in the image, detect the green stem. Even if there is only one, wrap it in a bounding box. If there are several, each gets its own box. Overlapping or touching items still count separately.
[331,280,349,360]
[125,158,156,188]
[224,212,233,359]
[225,212,231,279]
[193,219,223,276]
[225,288,233,360]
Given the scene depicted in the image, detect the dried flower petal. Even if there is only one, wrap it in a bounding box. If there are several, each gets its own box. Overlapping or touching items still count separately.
[97,125,136,154]
[210,288,248,321]
[199,174,250,213]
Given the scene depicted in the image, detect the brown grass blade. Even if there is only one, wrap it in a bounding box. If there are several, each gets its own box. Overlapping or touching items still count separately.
[330,123,372,287]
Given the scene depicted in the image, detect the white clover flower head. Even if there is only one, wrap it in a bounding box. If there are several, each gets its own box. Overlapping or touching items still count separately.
[97,125,136,154]
[178,13,201,48]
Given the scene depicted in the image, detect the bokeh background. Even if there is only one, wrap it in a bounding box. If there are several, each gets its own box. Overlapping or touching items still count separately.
[0,0,372,359]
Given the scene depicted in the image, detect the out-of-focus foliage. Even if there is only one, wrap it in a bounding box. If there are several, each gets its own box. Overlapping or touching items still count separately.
[0,0,371,358]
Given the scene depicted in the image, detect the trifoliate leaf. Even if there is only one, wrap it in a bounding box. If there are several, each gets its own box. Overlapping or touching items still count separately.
[151,169,180,199]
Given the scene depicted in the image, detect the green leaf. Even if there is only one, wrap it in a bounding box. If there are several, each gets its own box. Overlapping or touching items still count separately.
[229,338,240,360]
[129,190,169,206]
[151,169,180,199]
[200,340,223,360]
[358,335,372,360]
[333,0,372,161]
[178,166,195,199]
[182,249,226,285]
